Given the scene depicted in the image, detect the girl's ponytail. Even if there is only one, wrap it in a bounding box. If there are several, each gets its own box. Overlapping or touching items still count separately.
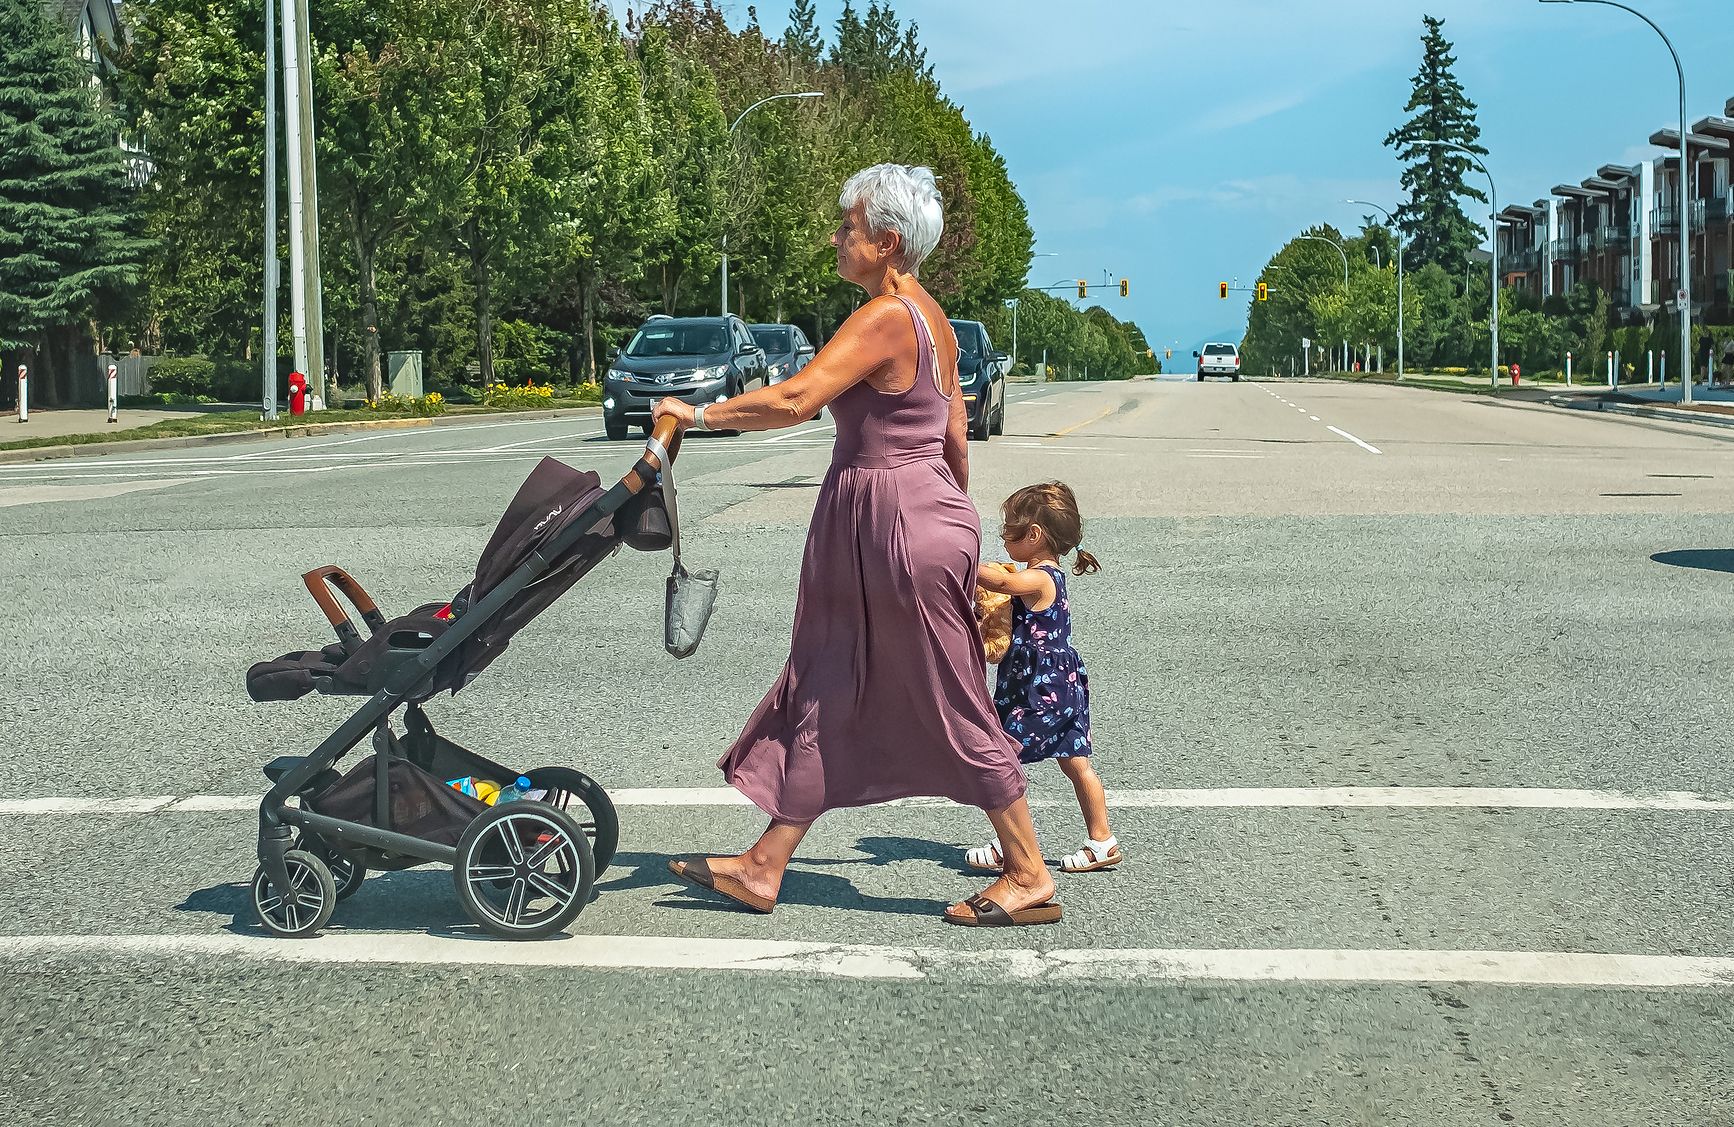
[1072,548,1101,576]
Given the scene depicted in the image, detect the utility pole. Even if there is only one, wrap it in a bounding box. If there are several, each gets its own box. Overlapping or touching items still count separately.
[261,0,278,420]
[281,0,323,394]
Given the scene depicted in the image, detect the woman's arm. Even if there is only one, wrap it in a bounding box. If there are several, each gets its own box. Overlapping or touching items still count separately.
[942,357,969,491]
[653,298,906,434]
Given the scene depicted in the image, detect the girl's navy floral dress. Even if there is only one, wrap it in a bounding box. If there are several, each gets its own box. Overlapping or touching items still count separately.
[994,563,1091,763]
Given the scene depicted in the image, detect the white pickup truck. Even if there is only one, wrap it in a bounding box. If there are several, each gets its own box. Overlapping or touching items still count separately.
[1195,342,1241,381]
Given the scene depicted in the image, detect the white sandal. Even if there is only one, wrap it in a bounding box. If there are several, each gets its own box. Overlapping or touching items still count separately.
[1059,837,1122,873]
[964,837,1004,873]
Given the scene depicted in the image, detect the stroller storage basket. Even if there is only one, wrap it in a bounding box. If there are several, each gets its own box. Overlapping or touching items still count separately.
[310,754,486,848]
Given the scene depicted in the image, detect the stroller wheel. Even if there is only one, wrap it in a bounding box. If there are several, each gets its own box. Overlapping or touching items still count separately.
[296,833,367,901]
[453,802,596,940]
[523,767,618,873]
[252,849,337,938]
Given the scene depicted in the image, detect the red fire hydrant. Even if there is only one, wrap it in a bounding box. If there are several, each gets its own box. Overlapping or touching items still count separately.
[288,371,308,416]
[1510,363,1520,386]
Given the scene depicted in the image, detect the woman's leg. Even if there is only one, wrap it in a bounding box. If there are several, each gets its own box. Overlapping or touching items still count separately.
[701,818,813,904]
[1057,755,1112,842]
[946,795,1057,920]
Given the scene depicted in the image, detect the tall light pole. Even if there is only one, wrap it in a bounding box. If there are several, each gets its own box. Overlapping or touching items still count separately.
[261,0,278,420]
[1419,140,1498,389]
[280,0,322,395]
[721,91,823,317]
[1540,0,1692,405]
[1296,235,1350,371]
[1012,252,1061,369]
[1348,199,1406,381]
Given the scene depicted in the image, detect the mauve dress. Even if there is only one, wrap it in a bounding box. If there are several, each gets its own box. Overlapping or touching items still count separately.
[718,295,1027,823]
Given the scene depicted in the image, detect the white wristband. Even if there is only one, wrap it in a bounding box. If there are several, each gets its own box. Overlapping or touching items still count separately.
[693,404,707,431]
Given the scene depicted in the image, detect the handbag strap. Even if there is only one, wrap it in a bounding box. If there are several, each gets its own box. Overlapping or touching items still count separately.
[643,435,683,573]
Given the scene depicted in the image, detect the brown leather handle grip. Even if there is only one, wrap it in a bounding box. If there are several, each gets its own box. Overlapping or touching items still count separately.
[624,414,684,494]
[302,565,385,651]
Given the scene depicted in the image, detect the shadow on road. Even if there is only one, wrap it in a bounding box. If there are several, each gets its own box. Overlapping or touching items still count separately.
[1651,549,1734,574]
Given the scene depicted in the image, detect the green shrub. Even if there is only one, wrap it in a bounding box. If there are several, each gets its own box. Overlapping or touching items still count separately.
[363,391,447,416]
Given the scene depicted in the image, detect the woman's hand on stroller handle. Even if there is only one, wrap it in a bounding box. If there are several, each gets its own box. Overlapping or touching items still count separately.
[652,397,695,432]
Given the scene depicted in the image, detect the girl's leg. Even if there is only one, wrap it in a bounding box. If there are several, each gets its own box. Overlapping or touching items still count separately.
[701,818,813,904]
[946,795,1057,920]
[1057,755,1112,842]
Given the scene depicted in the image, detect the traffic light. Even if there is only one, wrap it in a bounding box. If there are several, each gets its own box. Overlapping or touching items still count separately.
[1077,280,1088,300]
[1119,278,1129,298]
[1256,282,1268,302]
[1219,281,1228,299]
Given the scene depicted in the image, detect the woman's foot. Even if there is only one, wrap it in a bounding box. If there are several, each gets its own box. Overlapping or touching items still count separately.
[668,852,784,912]
[943,872,1059,926]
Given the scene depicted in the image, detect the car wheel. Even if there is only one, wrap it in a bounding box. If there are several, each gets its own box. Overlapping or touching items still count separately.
[1231,373,1240,382]
[990,388,1005,435]
[970,403,990,441]
[605,413,627,440]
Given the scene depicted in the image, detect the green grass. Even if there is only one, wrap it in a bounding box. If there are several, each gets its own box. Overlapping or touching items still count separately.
[0,390,600,454]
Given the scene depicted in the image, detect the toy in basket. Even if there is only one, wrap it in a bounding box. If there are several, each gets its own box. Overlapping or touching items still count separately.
[243,418,706,940]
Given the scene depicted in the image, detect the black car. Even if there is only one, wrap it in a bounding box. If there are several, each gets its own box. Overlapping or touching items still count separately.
[948,318,1008,440]
[602,315,769,439]
[749,323,816,386]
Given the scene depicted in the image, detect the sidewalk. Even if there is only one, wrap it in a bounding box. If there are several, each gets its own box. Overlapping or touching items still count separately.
[4,405,192,439]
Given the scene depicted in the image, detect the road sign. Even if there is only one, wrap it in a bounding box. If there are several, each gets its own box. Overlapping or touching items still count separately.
[1301,338,1311,349]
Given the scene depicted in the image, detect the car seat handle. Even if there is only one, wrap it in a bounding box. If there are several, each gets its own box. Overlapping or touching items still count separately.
[302,565,388,653]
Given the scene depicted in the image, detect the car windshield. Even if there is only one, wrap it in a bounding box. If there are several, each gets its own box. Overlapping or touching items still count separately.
[625,323,729,358]
[751,328,791,352]
[948,321,982,355]
[1203,344,1236,355]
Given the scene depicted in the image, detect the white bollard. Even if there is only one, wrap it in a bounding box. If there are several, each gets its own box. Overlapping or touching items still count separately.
[16,364,26,423]
[106,364,118,424]
[1606,350,1614,388]
[1648,350,1654,385]
[1661,352,1667,387]
[1565,352,1572,386]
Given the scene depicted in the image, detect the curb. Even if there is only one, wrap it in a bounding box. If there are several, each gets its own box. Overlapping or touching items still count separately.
[1548,396,1734,433]
[0,405,602,466]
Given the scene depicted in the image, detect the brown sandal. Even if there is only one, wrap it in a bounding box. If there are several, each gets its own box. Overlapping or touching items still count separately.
[943,893,1063,927]
[667,856,776,914]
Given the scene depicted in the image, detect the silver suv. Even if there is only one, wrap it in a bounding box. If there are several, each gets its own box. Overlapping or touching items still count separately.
[1194,342,1241,381]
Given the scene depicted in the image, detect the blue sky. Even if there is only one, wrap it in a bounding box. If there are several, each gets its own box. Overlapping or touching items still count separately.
[627,1,1734,356]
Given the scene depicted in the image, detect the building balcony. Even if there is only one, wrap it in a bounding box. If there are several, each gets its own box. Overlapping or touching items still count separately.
[1707,192,1734,223]
[1549,237,1577,259]
[1592,225,1629,249]
[1506,249,1541,272]
[1652,200,1709,233]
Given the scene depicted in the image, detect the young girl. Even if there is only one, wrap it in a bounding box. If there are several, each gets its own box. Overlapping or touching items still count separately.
[967,482,1120,874]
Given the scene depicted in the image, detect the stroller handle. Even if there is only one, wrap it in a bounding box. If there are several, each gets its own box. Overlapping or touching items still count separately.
[624,414,683,495]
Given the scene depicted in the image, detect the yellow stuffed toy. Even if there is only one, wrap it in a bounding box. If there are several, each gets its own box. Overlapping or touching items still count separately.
[975,561,1016,664]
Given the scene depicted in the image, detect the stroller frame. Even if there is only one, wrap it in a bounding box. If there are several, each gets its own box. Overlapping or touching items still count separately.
[254,418,683,938]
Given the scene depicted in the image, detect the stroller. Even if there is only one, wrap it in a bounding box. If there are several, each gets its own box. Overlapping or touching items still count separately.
[244,418,693,940]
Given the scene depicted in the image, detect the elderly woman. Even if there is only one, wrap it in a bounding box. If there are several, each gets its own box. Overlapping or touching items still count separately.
[654,164,1059,927]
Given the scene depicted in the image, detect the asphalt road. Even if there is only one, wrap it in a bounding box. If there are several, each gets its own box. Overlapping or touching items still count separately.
[2,378,1731,1125]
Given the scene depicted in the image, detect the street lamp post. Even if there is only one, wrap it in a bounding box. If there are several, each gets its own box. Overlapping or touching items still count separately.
[1013,253,1061,371]
[1295,235,1350,371]
[1540,0,1692,405]
[721,91,823,317]
[261,0,278,420]
[1347,199,1406,381]
[1419,140,1499,389]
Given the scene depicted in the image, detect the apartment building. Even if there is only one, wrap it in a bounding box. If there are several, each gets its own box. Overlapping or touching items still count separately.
[1495,94,1733,326]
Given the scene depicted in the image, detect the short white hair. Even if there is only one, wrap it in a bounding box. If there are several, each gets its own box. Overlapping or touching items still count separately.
[839,164,944,272]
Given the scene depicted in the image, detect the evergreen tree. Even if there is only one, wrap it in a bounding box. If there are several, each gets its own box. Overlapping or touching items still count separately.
[1383,15,1486,278]
[0,0,145,402]
[831,1,867,71]
[782,0,823,67]
[864,2,899,69]
[896,22,930,80]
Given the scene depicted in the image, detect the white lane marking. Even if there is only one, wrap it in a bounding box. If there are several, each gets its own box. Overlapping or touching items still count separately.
[1309,415,1321,421]
[0,480,194,507]
[764,424,836,446]
[1328,425,1383,455]
[7,786,1731,816]
[1186,453,1265,459]
[1,934,1729,988]
[479,430,602,453]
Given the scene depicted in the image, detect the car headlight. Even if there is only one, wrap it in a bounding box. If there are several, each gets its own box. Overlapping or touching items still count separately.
[767,364,783,378]
[604,396,616,409]
[606,368,631,382]
[693,364,729,381]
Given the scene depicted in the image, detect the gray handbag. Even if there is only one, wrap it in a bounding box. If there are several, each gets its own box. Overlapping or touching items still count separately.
[646,435,718,658]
